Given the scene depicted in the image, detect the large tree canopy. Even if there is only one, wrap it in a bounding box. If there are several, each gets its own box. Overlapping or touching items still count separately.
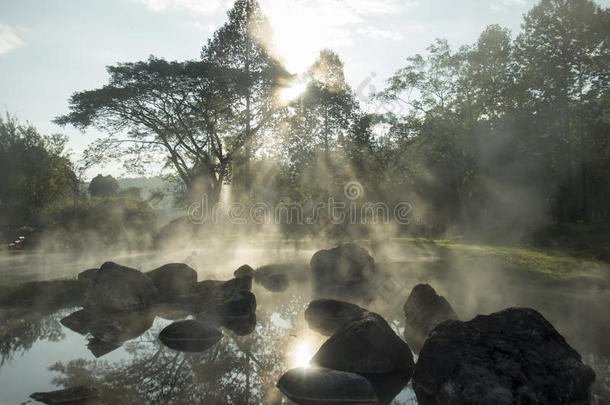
[56,0,289,204]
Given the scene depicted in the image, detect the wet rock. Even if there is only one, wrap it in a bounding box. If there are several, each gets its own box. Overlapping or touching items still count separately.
[217,290,256,319]
[220,313,257,336]
[310,244,376,301]
[367,371,412,404]
[413,307,596,405]
[87,337,121,358]
[77,268,98,282]
[234,264,255,278]
[159,319,222,352]
[403,284,458,352]
[311,312,414,375]
[146,263,197,300]
[305,299,367,336]
[30,385,100,404]
[84,262,158,312]
[255,269,289,292]
[60,309,93,335]
[89,311,154,346]
[277,367,378,405]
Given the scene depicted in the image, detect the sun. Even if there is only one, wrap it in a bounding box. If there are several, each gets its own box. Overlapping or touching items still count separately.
[289,340,315,368]
[287,332,323,368]
[278,79,308,104]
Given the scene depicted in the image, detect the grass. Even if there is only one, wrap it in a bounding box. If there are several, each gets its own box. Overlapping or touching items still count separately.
[383,235,610,287]
[0,279,89,310]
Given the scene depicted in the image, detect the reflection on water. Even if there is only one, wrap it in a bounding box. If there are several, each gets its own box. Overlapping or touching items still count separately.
[1,245,609,404]
[0,282,419,404]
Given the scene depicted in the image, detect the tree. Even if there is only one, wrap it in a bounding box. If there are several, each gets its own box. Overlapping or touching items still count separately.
[88,174,119,197]
[0,113,77,232]
[56,0,288,205]
[515,0,610,222]
[202,0,289,193]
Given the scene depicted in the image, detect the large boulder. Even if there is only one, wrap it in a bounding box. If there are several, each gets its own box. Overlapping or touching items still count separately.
[84,262,158,312]
[305,299,367,336]
[234,264,255,278]
[159,319,222,352]
[277,367,378,405]
[77,268,98,283]
[310,244,376,301]
[413,307,596,405]
[403,284,458,352]
[216,290,256,319]
[311,312,414,376]
[146,263,197,300]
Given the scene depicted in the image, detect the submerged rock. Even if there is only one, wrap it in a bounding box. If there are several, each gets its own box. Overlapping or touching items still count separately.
[403,283,458,352]
[146,263,197,300]
[234,264,255,278]
[304,299,367,336]
[84,262,158,312]
[277,367,378,405]
[30,385,100,404]
[310,244,376,301]
[159,319,222,352]
[311,312,414,375]
[413,307,596,405]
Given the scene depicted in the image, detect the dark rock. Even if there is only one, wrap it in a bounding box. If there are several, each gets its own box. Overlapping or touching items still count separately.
[277,367,378,405]
[77,268,98,282]
[159,319,222,352]
[84,262,158,312]
[60,309,93,335]
[87,337,121,358]
[366,371,411,404]
[403,284,458,352]
[256,272,289,292]
[89,311,154,346]
[311,312,414,375]
[255,264,296,292]
[310,244,376,301]
[30,385,100,404]
[146,263,197,300]
[234,264,255,278]
[186,277,253,312]
[305,299,367,336]
[217,290,256,318]
[220,312,257,336]
[413,307,596,405]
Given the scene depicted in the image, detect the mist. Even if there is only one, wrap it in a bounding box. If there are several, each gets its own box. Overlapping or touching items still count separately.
[1,0,609,404]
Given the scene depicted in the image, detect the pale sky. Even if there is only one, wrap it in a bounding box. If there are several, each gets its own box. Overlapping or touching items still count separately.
[1,0,608,177]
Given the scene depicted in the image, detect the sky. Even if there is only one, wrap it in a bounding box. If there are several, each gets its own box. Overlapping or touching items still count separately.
[1,0,608,178]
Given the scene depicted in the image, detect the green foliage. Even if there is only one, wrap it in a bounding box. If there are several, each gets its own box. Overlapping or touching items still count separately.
[0,113,77,233]
[88,174,119,197]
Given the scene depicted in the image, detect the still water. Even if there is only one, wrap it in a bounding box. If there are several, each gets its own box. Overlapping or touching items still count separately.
[0,243,608,404]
